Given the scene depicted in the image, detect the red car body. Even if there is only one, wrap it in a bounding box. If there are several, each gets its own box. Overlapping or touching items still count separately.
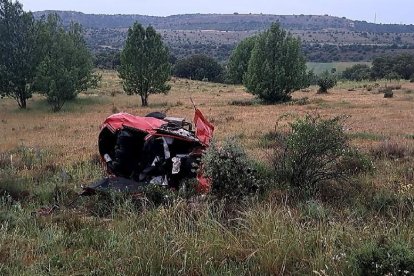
[96,109,214,193]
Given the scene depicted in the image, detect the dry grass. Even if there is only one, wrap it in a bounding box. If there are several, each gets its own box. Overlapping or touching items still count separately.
[1,71,413,161]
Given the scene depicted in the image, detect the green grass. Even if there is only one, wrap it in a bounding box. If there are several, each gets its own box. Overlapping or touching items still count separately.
[406,134,414,140]
[307,62,372,75]
[2,139,414,274]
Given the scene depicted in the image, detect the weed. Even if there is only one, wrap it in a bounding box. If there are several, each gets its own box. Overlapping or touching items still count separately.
[292,97,310,105]
[351,240,414,275]
[405,134,414,140]
[371,141,411,160]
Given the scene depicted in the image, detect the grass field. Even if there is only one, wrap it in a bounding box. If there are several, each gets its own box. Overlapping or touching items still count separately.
[1,71,414,274]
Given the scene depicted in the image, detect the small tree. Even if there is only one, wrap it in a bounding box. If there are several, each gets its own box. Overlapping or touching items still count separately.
[0,0,38,109]
[317,70,337,93]
[226,36,256,84]
[244,23,307,103]
[173,54,223,82]
[35,15,98,112]
[118,23,171,107]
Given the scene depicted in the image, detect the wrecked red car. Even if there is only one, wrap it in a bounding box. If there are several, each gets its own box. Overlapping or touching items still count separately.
[83,108,214,195]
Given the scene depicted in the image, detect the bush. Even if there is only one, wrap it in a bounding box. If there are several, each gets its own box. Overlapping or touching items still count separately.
[351,240,414,275]
[384,89,394,98]
[317,70,337,93]
[271,115,364,197]
[202,138,259,200]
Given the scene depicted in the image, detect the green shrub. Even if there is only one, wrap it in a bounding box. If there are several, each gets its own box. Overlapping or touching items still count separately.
[272,115,361,197]
[317,70,337,93]
[351,240,414,275]
[202,138,259,200]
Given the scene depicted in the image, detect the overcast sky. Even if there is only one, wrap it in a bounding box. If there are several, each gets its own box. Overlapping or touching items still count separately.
[18,0,413,24]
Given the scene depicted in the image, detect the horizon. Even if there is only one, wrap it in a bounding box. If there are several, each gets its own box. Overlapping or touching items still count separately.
[18,0,414,25]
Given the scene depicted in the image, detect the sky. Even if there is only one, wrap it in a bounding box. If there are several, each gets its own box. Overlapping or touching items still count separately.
[18,0,414,25]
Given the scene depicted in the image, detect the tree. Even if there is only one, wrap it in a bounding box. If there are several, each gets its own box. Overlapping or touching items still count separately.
[35,15,98,112]
[244,23,307,103]
[0,0,38,109]
[371,56,393,80]
[317,70,337,93]
[118,23,171,107]
[393,53,414,80]
[226,36,256,84]
[342,64,372,81]
[173,54,224,83]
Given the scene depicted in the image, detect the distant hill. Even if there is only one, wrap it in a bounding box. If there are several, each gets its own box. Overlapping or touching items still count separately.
[33,11,414,33]
[33,11,414,65]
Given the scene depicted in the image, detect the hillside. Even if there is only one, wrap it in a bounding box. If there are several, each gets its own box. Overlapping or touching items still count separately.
[34,11,414,63]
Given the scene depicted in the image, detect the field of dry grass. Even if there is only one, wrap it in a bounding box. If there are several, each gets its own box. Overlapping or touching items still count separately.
[1,71,414,274]
[1,70,413,160]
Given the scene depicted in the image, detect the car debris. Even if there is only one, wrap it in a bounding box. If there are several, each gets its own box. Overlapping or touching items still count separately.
[81,107,214,196]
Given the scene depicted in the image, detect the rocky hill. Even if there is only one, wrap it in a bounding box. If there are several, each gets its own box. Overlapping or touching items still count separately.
[33,11,414,64]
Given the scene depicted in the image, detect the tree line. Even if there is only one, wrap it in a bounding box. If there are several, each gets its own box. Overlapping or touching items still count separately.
[342,54,414,82]
[0,0,99,111]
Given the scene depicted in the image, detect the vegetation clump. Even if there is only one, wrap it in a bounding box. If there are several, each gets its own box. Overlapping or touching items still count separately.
[271,115,367,197]
[351,240,414,275]
[202,139,259,200]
